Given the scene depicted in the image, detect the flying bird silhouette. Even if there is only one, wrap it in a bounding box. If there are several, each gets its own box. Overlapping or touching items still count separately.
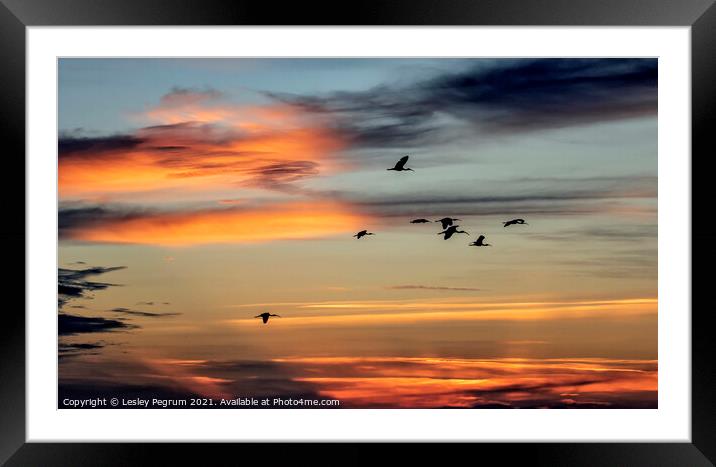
[255,312,280,324]
[387,155,414,172]
[410,218,431,224]
[469,235,491,247]
[353,230,375,239]
[435,217,461,230]
[438,225,469,240]
[503,218,528,227]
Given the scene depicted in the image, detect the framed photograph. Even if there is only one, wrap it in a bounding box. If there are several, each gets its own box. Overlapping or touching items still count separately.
[4,0,715,463]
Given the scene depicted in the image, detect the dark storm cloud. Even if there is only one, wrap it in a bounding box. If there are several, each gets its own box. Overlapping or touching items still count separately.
[109,307,181,318]
[268,58,657,147]
[58,313,136,336]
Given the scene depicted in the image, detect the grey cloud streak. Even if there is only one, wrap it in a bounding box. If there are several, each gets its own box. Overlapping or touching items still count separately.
[267,58,657,149]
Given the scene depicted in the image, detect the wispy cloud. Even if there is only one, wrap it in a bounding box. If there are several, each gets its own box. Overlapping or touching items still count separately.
[58,341,109,360]
[268,58,657,148]
[58,313,136,336]
[241,160,321,192]
[388,285,481,292]
[353,175,657,219]
[156,86,224,109]
[225,298,657,326]
[59,200,364,246]
[58,266,126,307]
[527,224,657,243]
[109,307,181,318]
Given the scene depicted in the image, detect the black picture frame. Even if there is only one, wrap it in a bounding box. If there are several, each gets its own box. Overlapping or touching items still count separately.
[2,0,714,464]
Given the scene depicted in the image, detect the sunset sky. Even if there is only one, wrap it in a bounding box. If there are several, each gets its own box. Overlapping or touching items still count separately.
[58,58,657,408]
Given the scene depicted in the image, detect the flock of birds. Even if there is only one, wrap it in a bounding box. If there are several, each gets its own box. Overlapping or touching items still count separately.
[355,155,528,247]
[256,155,527,324]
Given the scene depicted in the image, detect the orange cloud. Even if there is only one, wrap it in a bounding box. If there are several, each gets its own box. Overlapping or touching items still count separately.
[62,200,364,246]
[59,88,346,199]
[141,356,233,398]
[144,98,307,130]
[225,298,657,325]
[60,126,343,199]
[277,356,657,408]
